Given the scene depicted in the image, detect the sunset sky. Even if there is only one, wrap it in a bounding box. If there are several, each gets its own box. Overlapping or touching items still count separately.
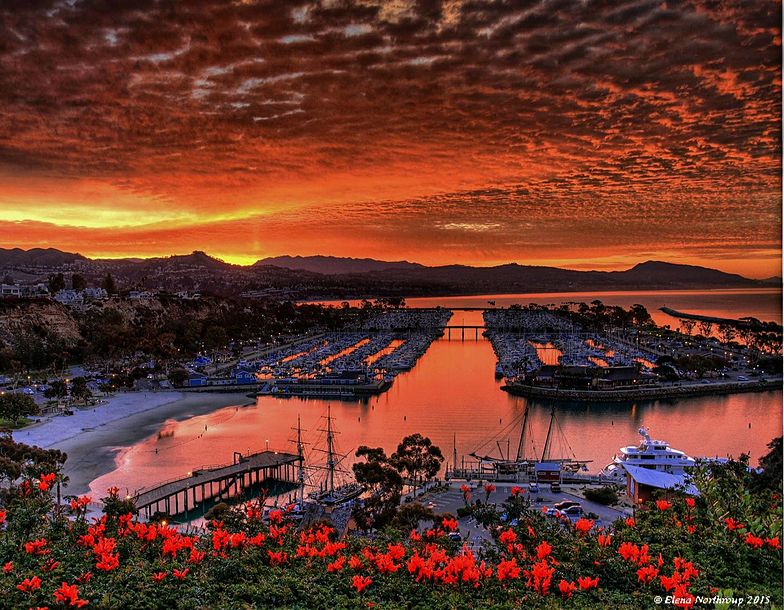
[0,0,781,277]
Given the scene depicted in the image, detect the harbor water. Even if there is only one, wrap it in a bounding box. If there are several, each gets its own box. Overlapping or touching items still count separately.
[90,289,782,499]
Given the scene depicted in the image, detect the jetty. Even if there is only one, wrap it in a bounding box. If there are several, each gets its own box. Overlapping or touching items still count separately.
[133,450,301,519]
[659,306,782,332]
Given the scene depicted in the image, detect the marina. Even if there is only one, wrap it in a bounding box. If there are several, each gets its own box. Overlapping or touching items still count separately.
[87,299,781,506]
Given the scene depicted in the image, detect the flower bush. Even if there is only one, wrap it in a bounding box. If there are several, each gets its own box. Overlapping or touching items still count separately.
[0,447,781,608]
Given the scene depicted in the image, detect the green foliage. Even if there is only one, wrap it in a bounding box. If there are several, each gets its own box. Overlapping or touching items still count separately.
[390,433,444,493]
[0,392,39,422]
[583,486,619,506]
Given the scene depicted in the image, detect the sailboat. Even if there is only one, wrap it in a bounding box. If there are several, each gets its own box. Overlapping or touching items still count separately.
[468,406,591,480]
[307,405,365,506]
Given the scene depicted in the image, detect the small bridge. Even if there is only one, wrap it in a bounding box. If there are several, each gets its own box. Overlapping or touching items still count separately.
[134,450,301,520]
[444,325,485,340]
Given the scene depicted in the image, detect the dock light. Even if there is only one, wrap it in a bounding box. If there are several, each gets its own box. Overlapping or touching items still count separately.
[161,520,168,527]
[187,472,192,477]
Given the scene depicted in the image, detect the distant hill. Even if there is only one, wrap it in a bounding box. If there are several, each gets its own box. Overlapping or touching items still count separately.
[255,255,423,275]
[0,247,87,267]
[0,248,777,298]
[609,261,754,286]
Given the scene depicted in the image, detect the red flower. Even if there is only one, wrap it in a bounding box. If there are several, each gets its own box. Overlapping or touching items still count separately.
[25,539,48,556]
[53,582,89,607]
[685,497,695,508]
[637,565,659,584]
[510,486,524,496]
[96,553,119,571]
[496,558,521,581]
[686,525,697,535]
[152,572,167,583]
[39,473,56,492]
[2,561,12,573]
[106,486,119,496]
[441,517,458,531]
[578,576,599,591]
[484,483,496,494]
[349,555,363,570]
[268,550,288,565]
[655,500,672,511]
[17,576,42,593]
[524,559,554,595]
[327,556,346,572]
[624,517,636,528]
[558,579,576,598]
[535,540,552,560]
[574,518,594,536]
[173,568,189,580]
[268,509,284,525]
[0,509,6,525]
[744,533,764,549]
[597,534,612,547]
[409,529,421,542]
[765,537,781,549]
[189,549,206,564]
[724,517,743,531]
[673,583,695,609]
[499,529,517,545]
[69,496,91,512]
[352,575,372,593]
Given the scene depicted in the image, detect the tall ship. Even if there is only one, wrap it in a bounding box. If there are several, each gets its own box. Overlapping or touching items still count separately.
[600,427,696,482]
[457,406,591,481]
[304,405,365,506]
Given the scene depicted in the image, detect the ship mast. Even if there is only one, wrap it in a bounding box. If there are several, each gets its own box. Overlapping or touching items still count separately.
[515,405,529,462]
[541,407,555,462]
[326,404,335,494]
[296,415,305,505]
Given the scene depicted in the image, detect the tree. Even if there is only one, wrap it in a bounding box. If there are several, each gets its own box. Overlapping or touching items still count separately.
[43,380,68,400]
[390,433,444,494]
[698,320,714,337]
[167,368,190,387]
[352,446,403,531]
[629,304,652,327]
[48,273,65,293]
[391,502,436,531]
[679,319,697,336]
[0,393,39,422]
[101,273,117,295]
[70,377,92,405]
[718,324,737,345]
[755,437,782,492]
[71,274,87,292]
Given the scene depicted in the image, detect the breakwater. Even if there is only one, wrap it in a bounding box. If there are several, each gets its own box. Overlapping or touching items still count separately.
[502,379,782,403]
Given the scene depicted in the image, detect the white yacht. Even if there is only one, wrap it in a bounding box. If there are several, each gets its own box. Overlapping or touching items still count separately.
[601,428,696,482]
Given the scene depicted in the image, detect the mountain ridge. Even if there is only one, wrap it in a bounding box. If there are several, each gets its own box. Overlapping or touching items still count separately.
[0,248,778,298]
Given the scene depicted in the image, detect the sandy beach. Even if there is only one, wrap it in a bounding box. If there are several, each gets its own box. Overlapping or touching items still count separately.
[13,391,253,496]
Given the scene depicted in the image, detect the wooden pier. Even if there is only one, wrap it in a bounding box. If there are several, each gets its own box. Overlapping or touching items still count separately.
[134,450,301,520]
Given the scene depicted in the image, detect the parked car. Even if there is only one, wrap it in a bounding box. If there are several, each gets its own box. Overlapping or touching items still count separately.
[561,505,584,516]
[550,482,561,493]
[738,375,749,381]
[447,532,462,543]
[528,482,539,493]
[554,500,581,510]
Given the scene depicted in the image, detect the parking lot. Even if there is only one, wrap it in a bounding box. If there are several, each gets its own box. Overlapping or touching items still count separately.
[412,481,630,545]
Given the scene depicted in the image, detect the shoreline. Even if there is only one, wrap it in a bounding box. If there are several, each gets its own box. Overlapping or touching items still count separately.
[14,391,252,496]
[502,379,782,403]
